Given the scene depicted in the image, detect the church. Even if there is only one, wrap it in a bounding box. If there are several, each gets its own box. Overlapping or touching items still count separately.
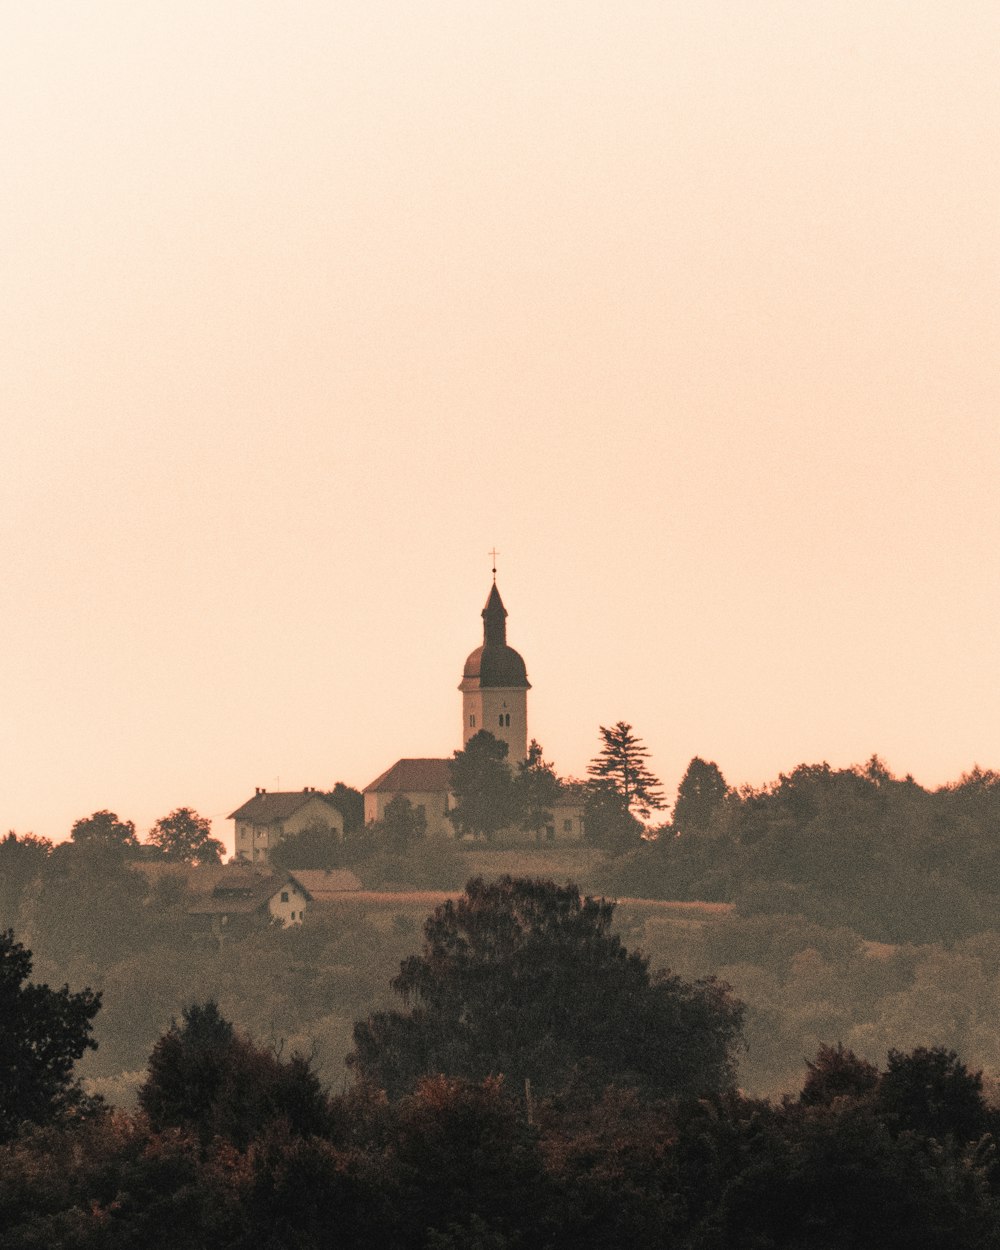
[362,579,584,843]
[230,577,584,857]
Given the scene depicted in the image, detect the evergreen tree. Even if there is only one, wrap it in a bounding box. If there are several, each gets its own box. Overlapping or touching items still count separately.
[673,757,729,834]
[587,722,664,819]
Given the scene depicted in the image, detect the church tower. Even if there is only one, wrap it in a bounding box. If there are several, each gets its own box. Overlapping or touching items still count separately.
[459,581,531,763]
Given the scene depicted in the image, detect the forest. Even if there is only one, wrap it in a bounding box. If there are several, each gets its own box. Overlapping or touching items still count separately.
[6,754,1000,1241]
[6,878,1000,1248]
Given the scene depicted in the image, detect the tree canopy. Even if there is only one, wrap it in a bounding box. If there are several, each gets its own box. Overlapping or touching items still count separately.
[147,807,224,864]
[140,1000,332,1148]
[515,740,562,841]
[0,930,101,1142]
[672,757,730,834]
[324,782,365,834]
[69,810,139,852]
[448,731,518,841]
[349,876,744,1101]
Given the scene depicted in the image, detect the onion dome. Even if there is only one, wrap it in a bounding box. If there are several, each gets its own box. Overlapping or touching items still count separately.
[459,584,531,690]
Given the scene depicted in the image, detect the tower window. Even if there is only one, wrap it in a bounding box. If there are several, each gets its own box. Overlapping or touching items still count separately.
[469,714,476,727]
[505,713,511,727]
[499,714,504,727]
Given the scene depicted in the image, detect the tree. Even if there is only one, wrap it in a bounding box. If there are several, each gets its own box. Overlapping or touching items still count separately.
[147,807,224,864]
[380,795,428,855]
[448,731,518,841]
[877,1046,990,1144]
[515,741,562,842]
[270,821,344,870]
[800,1043,879,1107]
[0,930,102,1141]
[587,723,664,820]
[0,833,51,925]
[583,782,645,854]
[349,876,744,1101]
[140,1000,332,1148]
[325,782,365,835]
[70,809,139,852]
[672,758,729,835]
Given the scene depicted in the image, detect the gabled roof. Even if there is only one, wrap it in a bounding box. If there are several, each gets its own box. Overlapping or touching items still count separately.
[289,869,363,898]
[363,758,452,794]
[187,868,310,916]
[228,789,337,823]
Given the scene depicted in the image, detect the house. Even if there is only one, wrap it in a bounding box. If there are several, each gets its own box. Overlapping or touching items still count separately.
[363,758,454,837]
[187,867,312,935]
[229,787,343,863]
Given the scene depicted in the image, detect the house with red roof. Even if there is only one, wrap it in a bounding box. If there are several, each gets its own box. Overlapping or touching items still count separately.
[362,758,454,836]
[229,787,342,864]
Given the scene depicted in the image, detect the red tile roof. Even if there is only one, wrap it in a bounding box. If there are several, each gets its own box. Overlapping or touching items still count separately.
[187,868,309,915]
[289,869,362,897]
[363,758,452,794]
[228,789,338,823]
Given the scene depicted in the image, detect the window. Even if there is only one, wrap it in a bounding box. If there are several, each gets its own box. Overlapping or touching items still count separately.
[469,714,476,727]
[499,714,504,727]
[505,713,510,727]
[563,818,573,833]
[545,824,555,842]
[281,891,289,903]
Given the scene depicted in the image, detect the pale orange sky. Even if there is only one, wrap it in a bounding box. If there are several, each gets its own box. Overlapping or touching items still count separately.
[3,2,999,853]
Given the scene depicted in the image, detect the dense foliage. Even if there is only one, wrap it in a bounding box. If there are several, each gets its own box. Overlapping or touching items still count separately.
[4,1011,1000,1247]
[350,877,744,1100]
[609,757,1000,943]
[146,807,225,864]
[9,755,1000,1111]
[6,845,1000,1246]
[0,930,101,1142]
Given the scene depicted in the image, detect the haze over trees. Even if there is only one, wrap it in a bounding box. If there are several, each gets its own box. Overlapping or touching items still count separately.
[5,908,1000,1247]
[11,754,1000,1109]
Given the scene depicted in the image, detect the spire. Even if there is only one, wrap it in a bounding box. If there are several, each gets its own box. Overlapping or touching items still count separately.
[482,583,508,647]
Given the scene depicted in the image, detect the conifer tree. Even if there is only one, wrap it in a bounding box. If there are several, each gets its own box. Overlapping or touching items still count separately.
[587,722,664,819]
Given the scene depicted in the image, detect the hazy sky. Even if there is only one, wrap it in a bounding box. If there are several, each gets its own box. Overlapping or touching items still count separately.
[4,2,998,851]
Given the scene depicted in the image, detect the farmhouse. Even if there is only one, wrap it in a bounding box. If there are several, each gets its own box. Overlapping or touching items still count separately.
[230,787,342,864]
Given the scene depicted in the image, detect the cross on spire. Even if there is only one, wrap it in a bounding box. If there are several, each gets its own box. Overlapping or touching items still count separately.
[489,547,500,582]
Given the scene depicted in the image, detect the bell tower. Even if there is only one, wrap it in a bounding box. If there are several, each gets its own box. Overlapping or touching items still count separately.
[459,574,530,763]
